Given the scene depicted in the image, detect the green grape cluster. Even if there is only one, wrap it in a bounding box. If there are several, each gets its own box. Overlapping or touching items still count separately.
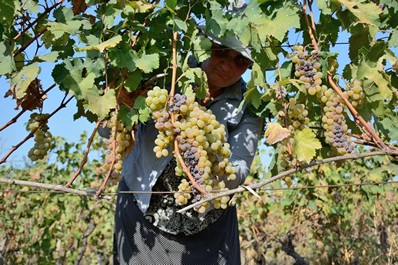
[344,79,365,108]
[320,88,354,154]
[102,111,131,185]
[291,45,323,96]
[276,98,310,169]
[27,113,52,161]
[146,87,237,213]
[278,138,297,169]
[277,98,310,131]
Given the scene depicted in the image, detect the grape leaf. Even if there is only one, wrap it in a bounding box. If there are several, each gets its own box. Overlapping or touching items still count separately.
[79,35,122,53]
[47,20,85,39]
[134,52,159,73]
[84,89,116,119]
[243,86,262,110]
[11,63,41,98]
[0,0,16,26]
[337,0,381,26]
[293,128,322,163]
[255,6,300,42]
[357,60,393,100]
[265,122,291,145]
[0,42,16,75]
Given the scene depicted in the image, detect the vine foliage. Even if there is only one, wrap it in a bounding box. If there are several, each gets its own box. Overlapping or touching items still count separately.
[0,0,398,262]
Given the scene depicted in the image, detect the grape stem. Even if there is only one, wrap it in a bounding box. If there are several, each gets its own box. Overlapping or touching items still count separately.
[302,0,318,50]
[177,149,398,213]
[66,119,101,188]
[169,31,207,195]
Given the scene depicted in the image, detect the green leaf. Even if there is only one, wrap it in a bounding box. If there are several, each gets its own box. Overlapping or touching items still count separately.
[337,0,381,26]
[255,6,300,42]
[174,17,187,32]
[127,1,154,13]
[84,89,116,119]
[133,96,151,123]
[37,51,59,62]
[79,35,122,53]
[134,52,159,73]
[193,35,212,63]
[165,0,177,10]
[0,0,16,26]
[357,60,393,101]
[124,71,142,92]
[243,86,262,110]
[119,106,138,130]
[47,20,84,39]
[390,29,398,47]
[293,128,322,163]
[0,42,16,75]
[11,63,41,98]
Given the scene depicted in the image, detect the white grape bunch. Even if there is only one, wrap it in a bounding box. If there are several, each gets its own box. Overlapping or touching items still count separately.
[276,98,310,170]
[146,86,237,213]
[291,45,323,96]
[320,87,354,155]
[344,79,365,108]
[27,113,53,161]
[102,111,131,185]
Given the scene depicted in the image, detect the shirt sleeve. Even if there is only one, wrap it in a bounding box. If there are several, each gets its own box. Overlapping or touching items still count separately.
[225,111,263,189]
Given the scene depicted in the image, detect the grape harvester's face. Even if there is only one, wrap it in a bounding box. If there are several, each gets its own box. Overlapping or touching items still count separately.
[201,44,252,95]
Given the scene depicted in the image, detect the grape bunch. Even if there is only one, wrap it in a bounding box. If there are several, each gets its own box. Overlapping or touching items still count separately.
[146,86,237,213]
[320,88,354,154]
[102,111,132,184]
[27,113,53,161]
[344,79,365,108]
[291,45,323,96]
[278,98,310,131]
[276,98,310,169]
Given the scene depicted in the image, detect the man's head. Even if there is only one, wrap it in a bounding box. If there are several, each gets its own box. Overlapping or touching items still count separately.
[201,32,253,90]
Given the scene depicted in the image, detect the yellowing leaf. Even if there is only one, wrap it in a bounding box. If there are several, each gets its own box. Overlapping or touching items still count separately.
[293,128,321,163]
[265,122,291,145]
[79,35,122,53]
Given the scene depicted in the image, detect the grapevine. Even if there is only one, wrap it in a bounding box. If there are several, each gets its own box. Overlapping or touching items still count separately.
[146,86,237,213]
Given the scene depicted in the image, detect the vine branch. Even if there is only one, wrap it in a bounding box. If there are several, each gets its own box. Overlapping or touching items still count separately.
[0,178,112,200]
[12,0,64,43]
[66,119,101,187]
[177,149,398,213]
